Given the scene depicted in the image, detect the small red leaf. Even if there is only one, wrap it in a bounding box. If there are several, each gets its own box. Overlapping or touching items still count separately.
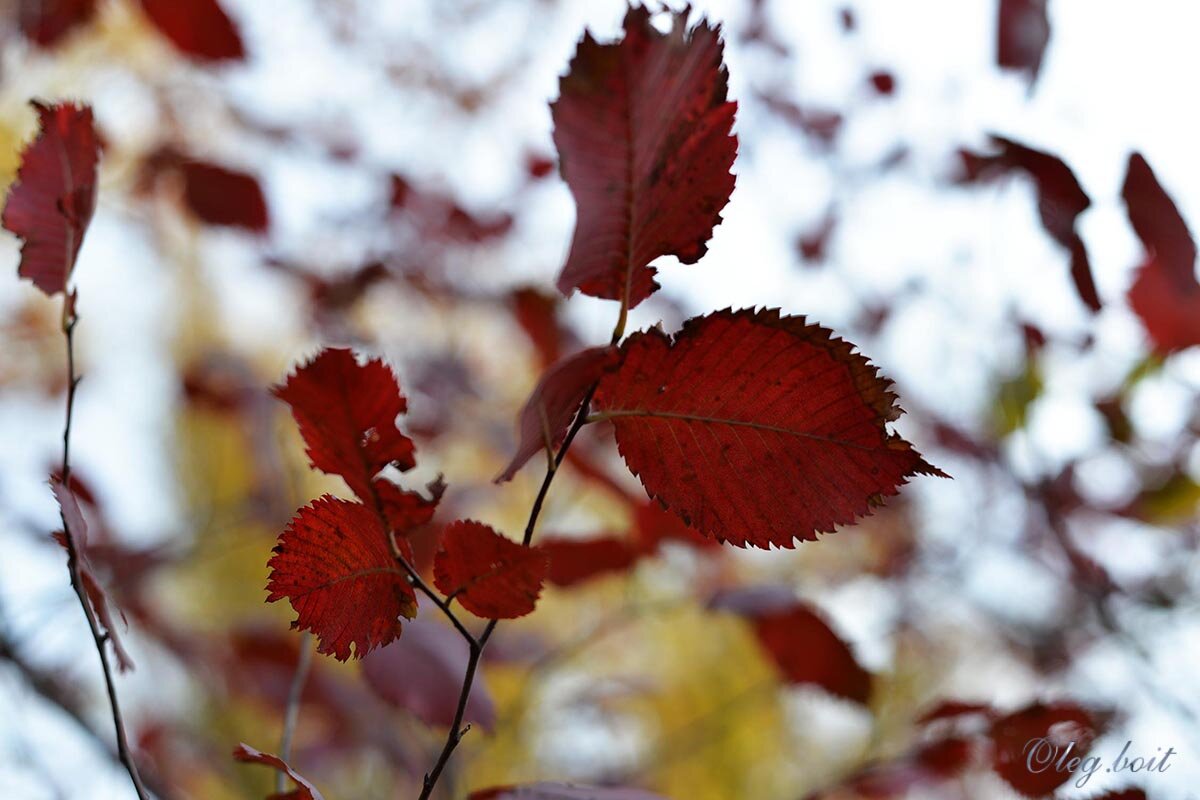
[552,6,737,308]
[273,348,416,503]
[471,784,666,800]
[997,0,1050,83]
[594,309,944,547]
[139,0,245,62]
[710,588,870,703]
[2,101,100,296]
[495,346,620,483]
[360,617,496,731]
[867,70,896,96]
[433,521,547,619]
[180,161,268,232]
[1122,153,1200,352]
[540,535,639,587]
[232,743,325,800]
[375,476,445,536]
[265,496,415,661]
[52,480,135,671]
[989,702,1105,796]
[18,0,98,47]
[959,136,1099,312]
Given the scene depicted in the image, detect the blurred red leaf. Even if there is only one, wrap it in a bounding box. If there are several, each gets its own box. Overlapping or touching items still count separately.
[989,702,1105,796]
[433,521,547,619]
[232,743,324,800]
[511,287,575,368]
[552,6,737,308]
[1089,792,1148,800]
[809,737,974,799]
[52,480,135,671]
[361,617,496,731]
[375,476,445,537]
[139,0,245,62]
[711,588,871,703]
[959,135,1099,312]
[2,101,100,296]
[17,0,97,47]
[796,211,836,264]
[1122,152,1200,352]
[496,346,619,483]
[593,309,944,548]
[265,496,415,661]
[540,535,639,587]
[273,348,416,503]
[916,700,996,725]
[632,501,716,553]
[471,785,666,800]
[390,174,513,244]
[867,70,896,96]
[180,161,268,232]
[997,0,1050,82]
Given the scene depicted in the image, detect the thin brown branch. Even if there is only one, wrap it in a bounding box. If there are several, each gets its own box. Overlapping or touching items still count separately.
[56,306,150,799]
[275,632,314,794]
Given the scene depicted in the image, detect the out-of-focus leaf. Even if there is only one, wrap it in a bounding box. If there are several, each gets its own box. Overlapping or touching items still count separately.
[997,0,1050,83]
[232,743,324,800]
[989,702,1106,796]
[540,535,639,587]
[17,0,98,47]
[139,0,245,62]
[180,161,269,232]
[361,617,495,731]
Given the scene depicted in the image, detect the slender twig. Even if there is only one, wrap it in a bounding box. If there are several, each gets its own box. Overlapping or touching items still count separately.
[417,385,598,800]
[390,545,479,649]
[275,632,314,794]
[53,305,150,800]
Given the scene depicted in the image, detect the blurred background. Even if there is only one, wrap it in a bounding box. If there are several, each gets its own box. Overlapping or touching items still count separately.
[0,0,1198,798]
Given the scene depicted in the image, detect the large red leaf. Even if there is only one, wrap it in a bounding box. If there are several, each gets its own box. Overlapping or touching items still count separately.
[18,0,98,47]
[551,5,737,308]
[138,0,245,62]
[958,136,1099,312]
[593,309,944,548]
[471,785,666,800]
[710,587,871,703]
[180,161,268,232]
[232,744,325,800]
[265,496,415,661]
[989,702,1105,796]
[1122,153,1200,352]
[997,0,1050,83]
[2,101,100,296]
[273,348,416,503]
[433,521,547,619]
[360,617,496,731]
[495,346,620,483]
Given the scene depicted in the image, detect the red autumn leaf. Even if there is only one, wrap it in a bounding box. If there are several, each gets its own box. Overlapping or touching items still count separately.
[471,785,666,800]
[232,743,325,800]
[551,5,737,308]
[540,535,639,587]
[495,346,620,483]
[867,70,897,96]
[52,480,135,672]
[958,135,1099,312]
[265,496,415,661]
[632,501,716,553]
[1122,152,1200,352]
[360,617,496,731]
[593,309,944,547]
[997,0,1050,83]
[18,0,98,47]
[433,520,547,619]
[138,0,245,62]
[374,476,445,537]
[179,161,268,232]
[710,587,871,703]
[989,702,1105,796]
[809,738,974,799]
[1089,792,1148,800]
[2,101,100,296]
[511,287,576,368]
[273,348,416,503]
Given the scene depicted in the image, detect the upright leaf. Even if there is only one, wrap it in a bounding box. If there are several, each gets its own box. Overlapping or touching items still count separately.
[495,346,619,483]
[138,0,245,62]
[989,702,1105,796]
[273,348,416,503]
[997,0,1050,83]
[552,5,737,308]
[433,521,547,619]
[958,135,1099,312]
[265,496,415,661]
[2,101,100,296]
[1122,152,1200,352]
[593,309,944,548]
